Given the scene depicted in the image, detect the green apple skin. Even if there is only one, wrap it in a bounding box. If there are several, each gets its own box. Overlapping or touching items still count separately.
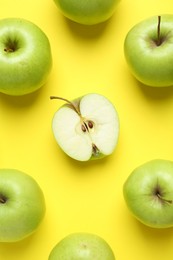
[53,0,121,25]
[0,18,52,96]
[124,15,173,87]
[123,159,173,228]
[0,169,46,242]
[48,233,116,260]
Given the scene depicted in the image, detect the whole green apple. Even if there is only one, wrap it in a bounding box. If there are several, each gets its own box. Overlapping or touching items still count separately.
[48,233,116,259]
[124,15,173,87]
[123,159,173,228]
[0,169,46,242]
[0,18,52,96]
[50,93,120,161]
[53,0,121,25]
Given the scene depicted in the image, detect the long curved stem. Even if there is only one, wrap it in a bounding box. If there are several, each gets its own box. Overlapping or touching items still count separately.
[50,96,81,115]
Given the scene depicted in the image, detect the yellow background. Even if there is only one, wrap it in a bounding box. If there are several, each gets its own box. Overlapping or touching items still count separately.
[0,0,173,259]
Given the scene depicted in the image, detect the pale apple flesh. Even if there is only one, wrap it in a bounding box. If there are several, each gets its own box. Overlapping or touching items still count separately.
[123,159,173,228]
[124,15,173,87]
[51,93,119,161]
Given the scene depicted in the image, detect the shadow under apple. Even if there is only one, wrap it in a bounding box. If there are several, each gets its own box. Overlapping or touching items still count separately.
[55,10,122,42]
[0,83,47,109]
[124,209,173,249]
[136,78,173,101]
[64,17,111,40]
[135,217,173,243]
[51,136,119,178]
[0,230,41,258]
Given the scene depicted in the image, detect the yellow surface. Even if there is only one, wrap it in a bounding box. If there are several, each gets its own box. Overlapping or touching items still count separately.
[0,0,173,259]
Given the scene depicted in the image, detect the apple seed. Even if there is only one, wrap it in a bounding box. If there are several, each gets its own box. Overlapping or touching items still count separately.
[88,120,94,129]
[81,124,87,132]
[81,121,94,133]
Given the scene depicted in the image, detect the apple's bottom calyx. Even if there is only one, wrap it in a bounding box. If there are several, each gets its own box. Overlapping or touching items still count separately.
[50,93,120,161]
[92,143,100,156]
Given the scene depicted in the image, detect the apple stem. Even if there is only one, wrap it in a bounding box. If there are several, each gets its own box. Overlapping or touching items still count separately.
[156,15,162,46]
[50,96,81,115]
[157,193,173,204]
[0,195,7,204]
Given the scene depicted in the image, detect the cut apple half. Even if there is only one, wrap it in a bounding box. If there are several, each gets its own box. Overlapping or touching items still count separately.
[50,93,120,161]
